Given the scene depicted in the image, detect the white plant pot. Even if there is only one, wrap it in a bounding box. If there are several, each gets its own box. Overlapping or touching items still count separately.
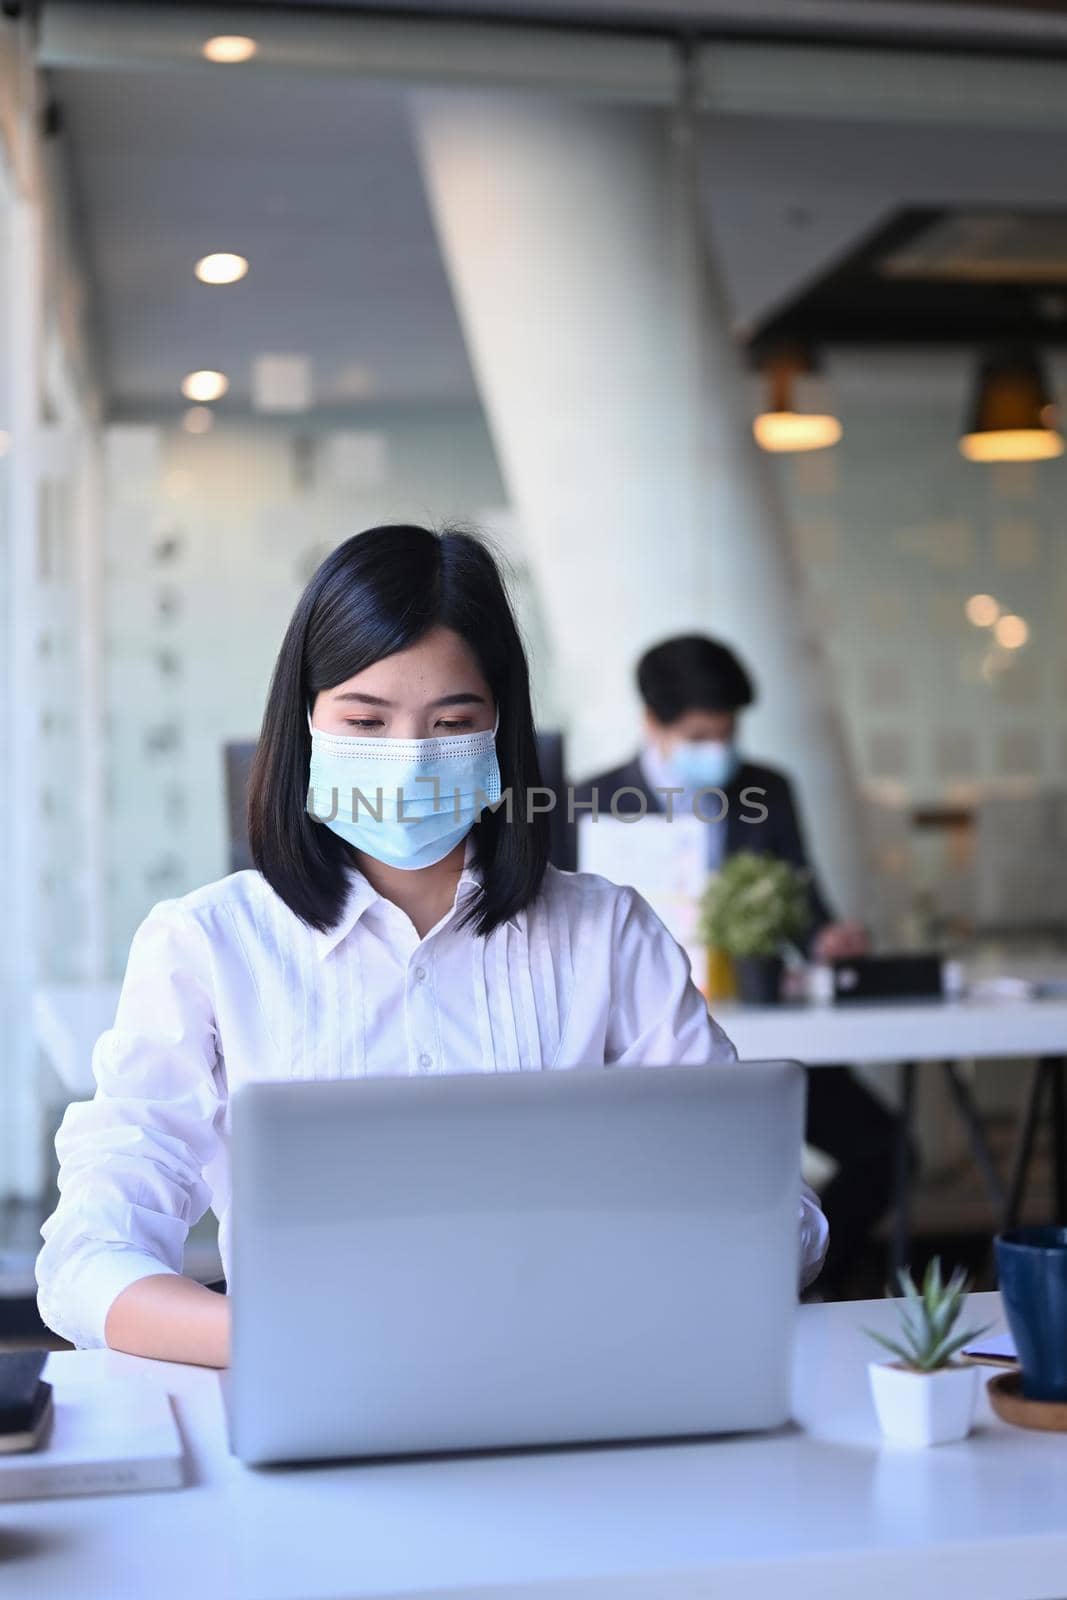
[868,1360,979,1447]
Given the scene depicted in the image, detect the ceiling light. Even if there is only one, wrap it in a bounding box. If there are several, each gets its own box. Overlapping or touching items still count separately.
[195,253,248,286]
[181,370,228,403]
[960,430,1063,463]
[753,342,842,454]
[202,36,257,64]
[754,412,843,453]
[959,345,1064,462]
[994,613,1029,650]
[183,406,215,435]
[965,593,1000,627]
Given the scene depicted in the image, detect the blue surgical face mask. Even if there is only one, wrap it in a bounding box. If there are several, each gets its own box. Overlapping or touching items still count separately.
[306,712,501,871]
[668,738,739,791]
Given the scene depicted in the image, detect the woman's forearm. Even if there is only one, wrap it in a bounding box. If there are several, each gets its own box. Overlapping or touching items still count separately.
[104,1273,231,1368]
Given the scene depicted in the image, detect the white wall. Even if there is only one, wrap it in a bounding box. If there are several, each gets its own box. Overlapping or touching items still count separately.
[0,18,106,1199]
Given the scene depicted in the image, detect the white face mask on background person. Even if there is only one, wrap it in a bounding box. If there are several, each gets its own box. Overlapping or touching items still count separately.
[306,710,501,871]
[668,738,740,791]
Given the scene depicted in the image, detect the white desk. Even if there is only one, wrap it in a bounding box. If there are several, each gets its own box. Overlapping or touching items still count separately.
[714,994,1067,1066]
[7,1294,1066,1600]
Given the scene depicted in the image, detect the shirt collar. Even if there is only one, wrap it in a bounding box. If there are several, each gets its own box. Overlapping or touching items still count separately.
[311,836,518,959]
[311,865,380,960]
[451,837,523,932]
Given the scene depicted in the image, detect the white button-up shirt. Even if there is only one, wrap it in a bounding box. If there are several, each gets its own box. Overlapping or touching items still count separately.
[37,854,828,1349]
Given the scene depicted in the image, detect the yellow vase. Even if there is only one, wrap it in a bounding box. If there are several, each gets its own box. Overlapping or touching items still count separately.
[705,945,738,1002]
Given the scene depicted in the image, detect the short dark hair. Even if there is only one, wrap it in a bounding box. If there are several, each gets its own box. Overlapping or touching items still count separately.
[248,525,549,938]
[636,634,756,723]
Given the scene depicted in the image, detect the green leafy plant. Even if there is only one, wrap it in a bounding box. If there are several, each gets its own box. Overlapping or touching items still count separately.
[865,1258,992,1373]
[696,850,811,958]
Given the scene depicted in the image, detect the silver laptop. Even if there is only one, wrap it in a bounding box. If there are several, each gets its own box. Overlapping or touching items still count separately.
[225,1061,804,1464]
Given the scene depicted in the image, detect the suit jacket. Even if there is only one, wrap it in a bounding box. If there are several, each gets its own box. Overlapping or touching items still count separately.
[569,754,833,937]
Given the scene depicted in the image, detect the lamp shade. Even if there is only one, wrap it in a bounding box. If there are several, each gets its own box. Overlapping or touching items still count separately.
[753,342,842,454]
[960,345,1063,462]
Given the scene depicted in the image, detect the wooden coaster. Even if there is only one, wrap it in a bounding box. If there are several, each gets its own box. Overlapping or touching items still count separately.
[987,1371,1067,1432]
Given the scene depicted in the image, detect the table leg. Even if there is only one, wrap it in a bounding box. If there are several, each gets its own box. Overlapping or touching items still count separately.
[940,1061,1006,1215]
[1005,1060,1048,1230]
[1050,1056,1067,1226]
[891,1062,916,1280]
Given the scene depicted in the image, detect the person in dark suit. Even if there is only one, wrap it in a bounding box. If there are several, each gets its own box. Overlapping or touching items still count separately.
[574,634,899,1297]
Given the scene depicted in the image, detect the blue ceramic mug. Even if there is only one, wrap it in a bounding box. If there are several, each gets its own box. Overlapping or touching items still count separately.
[995,1227,1067,1403]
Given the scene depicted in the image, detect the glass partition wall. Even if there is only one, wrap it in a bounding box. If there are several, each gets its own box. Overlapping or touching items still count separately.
[0,89,105,1280]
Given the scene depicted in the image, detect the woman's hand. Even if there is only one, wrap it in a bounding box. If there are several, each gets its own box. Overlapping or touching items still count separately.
[812,920,870,964]
[104,1274,231,1368]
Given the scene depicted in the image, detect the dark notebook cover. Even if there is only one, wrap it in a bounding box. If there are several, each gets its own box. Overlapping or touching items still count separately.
[0,1351,49,1434]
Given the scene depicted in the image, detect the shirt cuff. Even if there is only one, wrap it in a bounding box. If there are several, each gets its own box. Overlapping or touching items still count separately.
[49,1248,180,1351]
[799,1183,830,1291]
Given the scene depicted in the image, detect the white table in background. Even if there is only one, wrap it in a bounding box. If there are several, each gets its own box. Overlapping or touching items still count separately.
[713,993,1067,1065]
[716,994,1067,1266]
[5,1293,1065,1600]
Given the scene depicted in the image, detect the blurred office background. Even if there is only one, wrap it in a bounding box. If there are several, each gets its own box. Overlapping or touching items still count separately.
[4,0,1067,1322]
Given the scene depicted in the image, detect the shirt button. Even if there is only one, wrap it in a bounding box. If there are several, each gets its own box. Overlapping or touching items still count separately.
[418,1052,433,1070]
[413,966,428,983]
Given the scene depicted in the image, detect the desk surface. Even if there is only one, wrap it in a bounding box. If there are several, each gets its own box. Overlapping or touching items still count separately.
[8,1294,1066,1600]
[714,995,1067,1065]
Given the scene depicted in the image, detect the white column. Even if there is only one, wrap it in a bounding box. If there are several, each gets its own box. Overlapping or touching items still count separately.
[412,91,867,916]
[74,422,106,979]
[4,191,44,1199]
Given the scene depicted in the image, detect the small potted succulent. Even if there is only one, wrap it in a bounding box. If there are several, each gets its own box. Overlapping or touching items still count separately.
[697,851,811,1005]
[866,1258,991,1447]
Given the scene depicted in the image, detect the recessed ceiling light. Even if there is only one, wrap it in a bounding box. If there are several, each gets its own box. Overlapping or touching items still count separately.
[965,593,1000,628]
[994,613,1029,650]
[181,370,229,403]
[195,253,248,286]
[183,406,215,435]
[202,35,257,64]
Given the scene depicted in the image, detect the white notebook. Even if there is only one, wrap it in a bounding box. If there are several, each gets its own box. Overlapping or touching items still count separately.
[0,1377,184,1500]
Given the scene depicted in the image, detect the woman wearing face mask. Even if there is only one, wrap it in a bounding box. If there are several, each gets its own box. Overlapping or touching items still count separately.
[37,526,827,1367]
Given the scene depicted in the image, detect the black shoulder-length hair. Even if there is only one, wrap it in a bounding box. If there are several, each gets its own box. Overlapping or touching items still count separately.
[248,524,549,938]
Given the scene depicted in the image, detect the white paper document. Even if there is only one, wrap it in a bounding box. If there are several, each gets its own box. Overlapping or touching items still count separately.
[577,814,708,961]
[961,1330,1018,1364]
